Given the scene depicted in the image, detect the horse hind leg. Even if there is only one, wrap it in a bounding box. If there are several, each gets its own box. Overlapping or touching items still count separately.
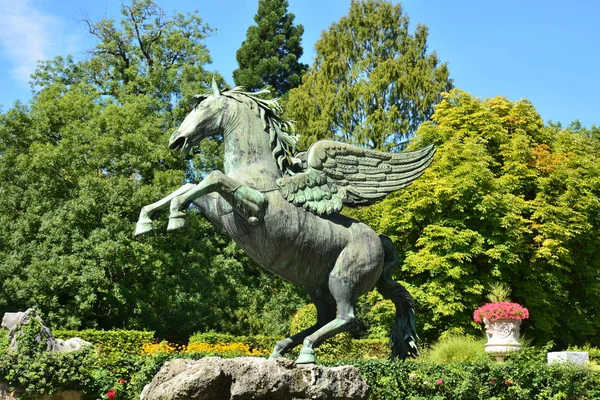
[269,286,335,360]
[296,274,370,364]
[135,183,196,236]
[296,236,383,364]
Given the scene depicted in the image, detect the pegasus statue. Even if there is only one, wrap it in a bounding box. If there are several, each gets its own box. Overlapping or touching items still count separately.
[135,80,435,364]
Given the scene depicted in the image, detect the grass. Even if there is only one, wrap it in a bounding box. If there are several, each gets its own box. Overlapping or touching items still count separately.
[421,335,488,363]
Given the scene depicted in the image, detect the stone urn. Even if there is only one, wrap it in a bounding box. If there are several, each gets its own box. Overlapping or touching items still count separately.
[483,318,522,361]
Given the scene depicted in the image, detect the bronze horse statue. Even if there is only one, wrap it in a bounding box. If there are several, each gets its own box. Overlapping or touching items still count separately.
[135,81,435,363]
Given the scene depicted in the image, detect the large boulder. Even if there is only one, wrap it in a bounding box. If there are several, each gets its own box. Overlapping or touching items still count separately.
[140,357,369,400]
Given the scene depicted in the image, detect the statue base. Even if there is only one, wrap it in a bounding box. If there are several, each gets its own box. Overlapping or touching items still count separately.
[140,356,369,400]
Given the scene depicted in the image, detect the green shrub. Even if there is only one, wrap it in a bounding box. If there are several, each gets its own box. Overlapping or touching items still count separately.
[189,330,390,361]
[348,345,600,400]
[189,331,244,345]
[289,303,317,335]
[244,334,277,354]
[189,331,277,355]
[350,339,390,360]
[0,321,133,399]
[356,291,395,339]
[125,352,181,398]
[0,347,104,397]
[3,328,599,400]
[0,327,154,398]
[0,329,9,353]
[422,335,488,363]
[53,329,154,355]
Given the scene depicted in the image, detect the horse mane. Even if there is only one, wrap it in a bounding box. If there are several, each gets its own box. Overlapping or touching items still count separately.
[219,87,300,175]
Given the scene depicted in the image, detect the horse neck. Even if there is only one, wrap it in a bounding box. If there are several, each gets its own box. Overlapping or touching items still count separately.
[222,103,282,188]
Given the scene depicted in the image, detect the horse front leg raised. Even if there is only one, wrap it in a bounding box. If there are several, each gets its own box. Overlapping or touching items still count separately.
[167,170,266,231]
[135,183,197,236]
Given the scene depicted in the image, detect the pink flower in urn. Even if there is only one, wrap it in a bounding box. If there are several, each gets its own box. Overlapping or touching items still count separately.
[473,302,529,323]
[436,379,443,385]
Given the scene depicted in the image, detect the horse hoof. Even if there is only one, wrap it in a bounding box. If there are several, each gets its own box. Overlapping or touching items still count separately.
[295,347,316,364]
[268,351,283,360]
[135,220,153,236]
[167,217,187,231]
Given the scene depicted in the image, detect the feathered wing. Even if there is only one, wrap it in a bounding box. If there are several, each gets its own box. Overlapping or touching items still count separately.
[276,140,435,215]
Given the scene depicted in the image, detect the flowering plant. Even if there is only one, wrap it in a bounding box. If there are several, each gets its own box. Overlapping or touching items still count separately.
[473,301,529,323]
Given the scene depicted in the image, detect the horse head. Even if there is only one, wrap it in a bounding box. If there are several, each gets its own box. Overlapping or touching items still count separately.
[169,79,225,156]
[169,82,300,176]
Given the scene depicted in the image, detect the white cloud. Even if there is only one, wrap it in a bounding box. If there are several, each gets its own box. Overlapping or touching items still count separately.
[0,0,81,85]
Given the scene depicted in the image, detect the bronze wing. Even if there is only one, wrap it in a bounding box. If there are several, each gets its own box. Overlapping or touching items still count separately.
[276,140,435,215]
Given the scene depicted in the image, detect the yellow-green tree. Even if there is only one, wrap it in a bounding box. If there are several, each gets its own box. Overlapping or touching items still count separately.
[350,89,600,346]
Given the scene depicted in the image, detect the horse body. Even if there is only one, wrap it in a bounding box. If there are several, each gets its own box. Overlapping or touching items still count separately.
[198,190,383,289]
[193,95,385,290]
[136,83,428,363]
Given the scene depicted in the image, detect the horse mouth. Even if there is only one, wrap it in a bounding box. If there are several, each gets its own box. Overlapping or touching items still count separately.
[169,136,187,151]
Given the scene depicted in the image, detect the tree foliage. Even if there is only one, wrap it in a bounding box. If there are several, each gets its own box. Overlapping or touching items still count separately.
[0,0,305,341]
[3,0,597,349]
[32,0,217,120]
[233,0,307,96]
[349,89,600,346]
[287,0,453,151]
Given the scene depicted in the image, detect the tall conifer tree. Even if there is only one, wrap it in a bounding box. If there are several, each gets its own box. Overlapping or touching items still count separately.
[233,0,307,96]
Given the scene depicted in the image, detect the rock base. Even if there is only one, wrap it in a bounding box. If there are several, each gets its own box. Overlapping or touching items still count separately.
[0,380,81,400]
[140,357,369,400]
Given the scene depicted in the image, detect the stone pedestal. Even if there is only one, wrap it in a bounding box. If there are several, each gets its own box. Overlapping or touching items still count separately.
[547,351,589,367]
[141,357,369,400]
[0,380,81,400]
[483,318,522,361]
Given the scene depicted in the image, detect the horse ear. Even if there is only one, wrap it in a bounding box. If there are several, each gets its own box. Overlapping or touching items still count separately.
[212,77,220,97]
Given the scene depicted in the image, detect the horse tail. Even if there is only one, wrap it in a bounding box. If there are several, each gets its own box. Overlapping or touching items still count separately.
[375,234,420,360]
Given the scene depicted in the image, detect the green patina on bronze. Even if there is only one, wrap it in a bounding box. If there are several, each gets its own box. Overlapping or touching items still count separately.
[135,79,435,363]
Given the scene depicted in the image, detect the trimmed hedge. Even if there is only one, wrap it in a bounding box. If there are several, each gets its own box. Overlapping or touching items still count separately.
[189,331,390,361]
[189,332,277,355]
[2,348,599,399]
[2,326,599,399]
[53,329,155,355]
[353,359,600,399]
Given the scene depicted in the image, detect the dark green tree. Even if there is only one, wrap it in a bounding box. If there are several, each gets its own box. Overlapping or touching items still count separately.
[0,0,308,341]
[31,0,220,123]
[233,0,307,96]
[287,0,453,151]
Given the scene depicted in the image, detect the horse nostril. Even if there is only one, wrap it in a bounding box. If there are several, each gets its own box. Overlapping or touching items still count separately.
[169,136,186,150]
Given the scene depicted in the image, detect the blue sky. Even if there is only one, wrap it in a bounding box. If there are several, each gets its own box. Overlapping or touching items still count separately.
[0,0,598,127]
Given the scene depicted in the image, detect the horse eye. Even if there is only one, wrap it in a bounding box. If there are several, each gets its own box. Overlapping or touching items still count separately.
[194,99,207,110]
